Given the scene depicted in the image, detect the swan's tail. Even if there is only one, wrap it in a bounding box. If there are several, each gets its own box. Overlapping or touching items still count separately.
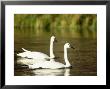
[22,48,29,52]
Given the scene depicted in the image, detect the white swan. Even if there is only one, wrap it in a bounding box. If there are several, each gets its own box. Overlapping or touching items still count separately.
[17,36,57,61]
[28,43,74,69]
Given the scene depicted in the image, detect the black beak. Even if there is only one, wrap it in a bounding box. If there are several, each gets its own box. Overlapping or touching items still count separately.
[69,65,72,69]
[55,39,57,42]
[71,46,75,49]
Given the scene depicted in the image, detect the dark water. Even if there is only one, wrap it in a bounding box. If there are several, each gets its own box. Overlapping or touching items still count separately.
[14,28,97,76]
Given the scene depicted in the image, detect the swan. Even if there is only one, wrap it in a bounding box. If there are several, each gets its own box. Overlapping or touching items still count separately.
[28,43,74,69]
[17,36,57,61]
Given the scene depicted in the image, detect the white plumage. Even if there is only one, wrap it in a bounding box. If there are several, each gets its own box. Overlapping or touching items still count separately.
[28,43,74,69]
[17,51,49,60]
[16,36,57,64]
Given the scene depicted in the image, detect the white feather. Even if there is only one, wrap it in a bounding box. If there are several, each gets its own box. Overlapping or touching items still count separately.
[28,43,72,69]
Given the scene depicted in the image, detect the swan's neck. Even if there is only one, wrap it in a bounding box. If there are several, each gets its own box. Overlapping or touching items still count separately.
[50,40,55,58]
[64,47,71,67]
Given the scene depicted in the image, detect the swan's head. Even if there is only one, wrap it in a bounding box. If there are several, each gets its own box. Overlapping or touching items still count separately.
[51,36,57,42]
[64,43,75,49]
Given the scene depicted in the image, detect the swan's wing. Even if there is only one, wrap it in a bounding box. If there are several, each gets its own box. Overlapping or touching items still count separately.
[40,61,65,69]
[30,52,49,59]
[17,52,29,57]
[22,48,30,52]
[49,62,65,69]
[28,61,65,69]
[17,51,49,60]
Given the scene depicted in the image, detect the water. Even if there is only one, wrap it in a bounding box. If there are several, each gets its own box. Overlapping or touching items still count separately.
[14,28,97,76]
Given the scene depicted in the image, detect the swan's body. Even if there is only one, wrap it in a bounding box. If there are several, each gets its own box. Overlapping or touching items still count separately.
[17,51,49,60]
[17,36,56,62]
[29,43,74,69]
[29,60,66,69]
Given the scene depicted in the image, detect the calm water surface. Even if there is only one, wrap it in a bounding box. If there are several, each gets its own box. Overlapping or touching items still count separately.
[14,28,97,76]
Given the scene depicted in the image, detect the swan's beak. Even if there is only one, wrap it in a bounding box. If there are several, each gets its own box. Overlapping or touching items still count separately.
[54,39,57,42]
[69,65,72,69]
[71,46,75,49]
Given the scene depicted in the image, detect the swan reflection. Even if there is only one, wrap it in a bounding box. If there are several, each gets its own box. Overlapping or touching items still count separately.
[31,68,70,76]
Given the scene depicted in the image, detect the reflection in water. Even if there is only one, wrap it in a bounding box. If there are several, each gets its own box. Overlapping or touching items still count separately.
[16,57,70,76]
[31,68,70,76]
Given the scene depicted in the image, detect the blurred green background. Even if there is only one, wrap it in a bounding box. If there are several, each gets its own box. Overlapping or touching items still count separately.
[14,14,97,38]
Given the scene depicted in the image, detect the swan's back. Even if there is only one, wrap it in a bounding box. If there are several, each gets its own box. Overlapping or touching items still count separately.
[29,61,65,69]
[42,61,65,69]
[27,52,49,59]
[17,51,49,60]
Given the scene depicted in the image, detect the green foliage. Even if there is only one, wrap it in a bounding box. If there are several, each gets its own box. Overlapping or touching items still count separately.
[14,14,97,38]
